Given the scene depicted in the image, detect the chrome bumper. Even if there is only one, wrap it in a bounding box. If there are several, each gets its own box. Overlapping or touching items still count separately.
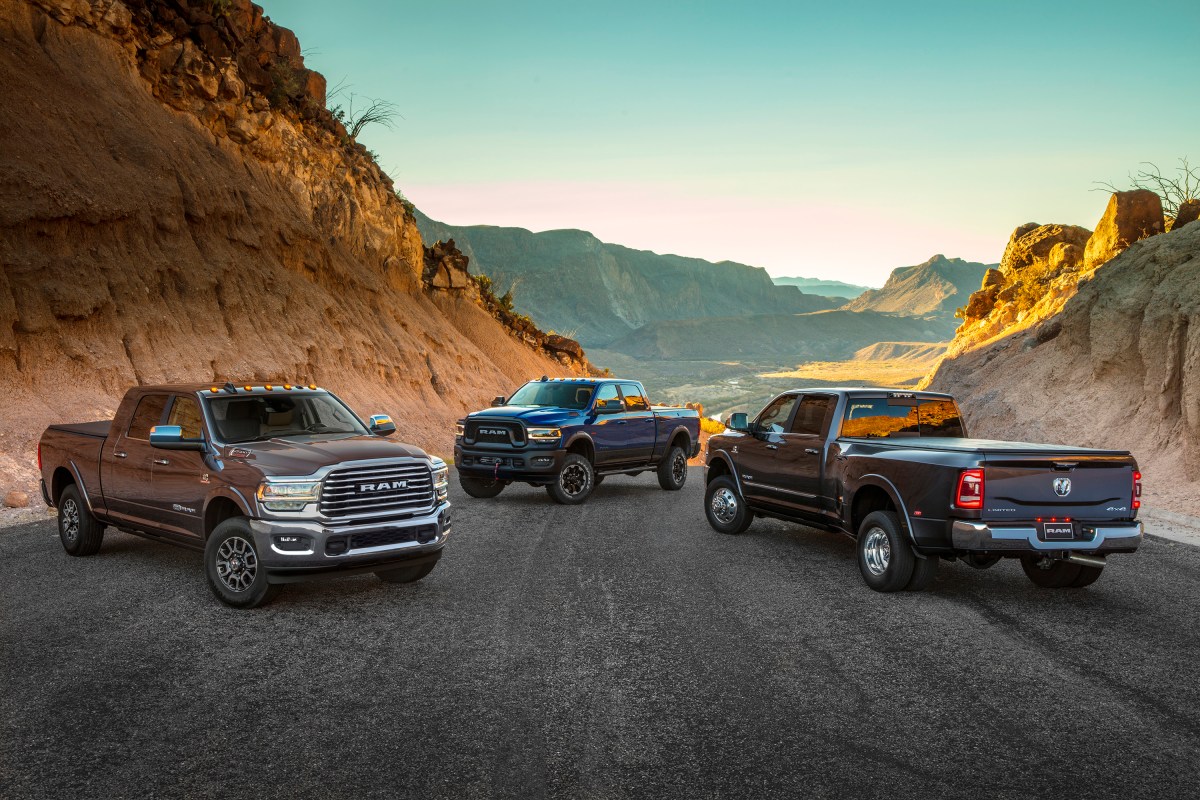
[950,520,1143,553]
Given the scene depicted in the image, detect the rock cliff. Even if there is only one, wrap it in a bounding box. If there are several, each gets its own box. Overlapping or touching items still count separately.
[0,0,592,498]
[843,254,993,335]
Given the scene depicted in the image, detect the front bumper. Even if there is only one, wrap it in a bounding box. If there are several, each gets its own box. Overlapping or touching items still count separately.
[454,444,565,483]
[951,519,1143,554]
[248,501,451,583]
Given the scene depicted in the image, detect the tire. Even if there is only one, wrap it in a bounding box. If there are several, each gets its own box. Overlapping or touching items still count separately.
[1019,555,1082,588]
[546,454,595,505]
[704,475,753,535]
[1070,565,1104,588]
[906,554,939,591]
[204,518,280,609]
[376,561,437,584]
[857,510,917,593]
[657,445,688,491]
[460,474,505,499]
[57,484,105,557]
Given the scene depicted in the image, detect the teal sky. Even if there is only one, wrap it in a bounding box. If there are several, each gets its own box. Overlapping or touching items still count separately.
[273,1,1200,285]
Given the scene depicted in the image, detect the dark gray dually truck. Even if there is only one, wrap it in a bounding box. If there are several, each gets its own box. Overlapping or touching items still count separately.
[704,389,1143,592]
[38,383,451,608]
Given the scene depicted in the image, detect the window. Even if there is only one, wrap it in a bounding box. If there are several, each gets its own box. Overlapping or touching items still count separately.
[507,381,595,410]
[168,396,205,440]
[594,383,620,412]
[206,393,369,443]
[790,395,834,436]
[619,383,650,412]
[840,397,966,439]
[755,394,797,434]
[126,394,170,440]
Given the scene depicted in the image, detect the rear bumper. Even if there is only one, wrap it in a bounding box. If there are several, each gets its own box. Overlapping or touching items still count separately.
[454,444,565,484]
[950,519,1143,553]
[248,501,451,582]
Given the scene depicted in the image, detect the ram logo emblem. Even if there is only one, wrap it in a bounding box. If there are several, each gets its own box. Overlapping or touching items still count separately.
[1053,477,1072,497]
[360,481,408,492]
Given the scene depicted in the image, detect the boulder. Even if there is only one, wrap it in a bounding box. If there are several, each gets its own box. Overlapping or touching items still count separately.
[1047,242,1083,272]
[1172,199,1200,231]
[3,490,29,509]
[422,239,471,291]
[1084,190,1165,270]
[999,223,1092,276]
[544,335,584,360]
[981,268,1005,289]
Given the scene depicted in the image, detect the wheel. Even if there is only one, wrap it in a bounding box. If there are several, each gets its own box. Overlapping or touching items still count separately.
[657,445,688,491]
[376,561,437,584]
[906,554,939,591]
[204,518,280,609]
[704,475,753,535]
[57,484,105,556]
[1070,564,1104,587]
[460,474,505,498]
[857,510,917,592]
[1019,555,1082,588]
[963,553,1001,570]
[546,454,595,505]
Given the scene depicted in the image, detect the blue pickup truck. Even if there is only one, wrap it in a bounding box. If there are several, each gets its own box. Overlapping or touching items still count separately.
[454,377,701,504]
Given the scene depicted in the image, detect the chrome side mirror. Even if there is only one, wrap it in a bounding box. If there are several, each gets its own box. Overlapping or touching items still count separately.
[369,414,397,437]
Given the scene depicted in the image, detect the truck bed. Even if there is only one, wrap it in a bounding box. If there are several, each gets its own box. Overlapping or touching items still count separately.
[840,436,1131,457]
[48,421,112,439]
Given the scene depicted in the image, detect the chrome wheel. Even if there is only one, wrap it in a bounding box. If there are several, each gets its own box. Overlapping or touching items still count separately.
[862,527,891,576]
[60,499,80,543]
[710,487,739,525]
[671,452,687,484]
[559,463,590,496]
[215,536,258,593]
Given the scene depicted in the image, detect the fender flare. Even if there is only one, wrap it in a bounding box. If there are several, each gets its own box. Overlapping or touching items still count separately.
[562,431,596,462]
[66,460,98,515]
[202,487,255,527]
[853,473,925,557]
[705,450,745,496]
[664,424,692,453]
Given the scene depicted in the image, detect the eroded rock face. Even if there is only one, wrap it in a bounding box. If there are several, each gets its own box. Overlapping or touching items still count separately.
[423,240,472,291]
[998,223,1092,276]
[1173,199,1200,231]
[1083,189,1164,270]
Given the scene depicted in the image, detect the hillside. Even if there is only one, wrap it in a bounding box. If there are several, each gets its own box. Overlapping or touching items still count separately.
[604,310,946,362]
[844,254,993,331]
[925,193,1198,509]
[414,210,839,347]
[0,0,592,499]
[772,276,872,299]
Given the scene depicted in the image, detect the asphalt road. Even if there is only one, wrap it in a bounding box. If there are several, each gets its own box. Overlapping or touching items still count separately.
[2,469,1199,800]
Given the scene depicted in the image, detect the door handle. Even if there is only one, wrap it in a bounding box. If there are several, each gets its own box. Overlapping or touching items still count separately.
[114,451,127,459]
[153,458,171,466]
[805,448,820,455]
[616,420,627,425]
[766,444,778,450]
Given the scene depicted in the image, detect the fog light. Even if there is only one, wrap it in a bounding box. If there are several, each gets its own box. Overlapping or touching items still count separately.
[533,457,553,466]
[325,537,349,556]
[272,534,311,551]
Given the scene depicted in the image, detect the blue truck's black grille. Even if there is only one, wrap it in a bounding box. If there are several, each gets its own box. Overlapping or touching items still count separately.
[466,421,525,445]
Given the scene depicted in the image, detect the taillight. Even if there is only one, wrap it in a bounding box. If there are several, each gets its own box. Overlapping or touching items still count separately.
[956,468,984,509]
[1132,470,1142,511]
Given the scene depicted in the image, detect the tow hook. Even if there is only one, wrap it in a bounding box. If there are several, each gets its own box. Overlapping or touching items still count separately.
[1064,553,1107,569]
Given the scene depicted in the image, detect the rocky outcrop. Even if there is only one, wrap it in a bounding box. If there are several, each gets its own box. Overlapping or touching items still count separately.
[1083,189,1164,270]
[0,0,591,500]
[843,254,993,335]
[1172,199,1200,231]
[423,239,472,291]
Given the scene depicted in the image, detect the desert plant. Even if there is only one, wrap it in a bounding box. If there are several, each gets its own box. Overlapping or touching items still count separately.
[1096,158,1199,218]
[267,61,300,108]
[330,93,402,140]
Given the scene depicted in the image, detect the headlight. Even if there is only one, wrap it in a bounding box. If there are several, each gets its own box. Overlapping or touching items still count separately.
[528,427,562,441]
[431,457,449,502]
[455,422,464,438]
[256,479,321,511]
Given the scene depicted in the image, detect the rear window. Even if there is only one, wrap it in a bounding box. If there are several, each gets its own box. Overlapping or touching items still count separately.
[840,398,965,439]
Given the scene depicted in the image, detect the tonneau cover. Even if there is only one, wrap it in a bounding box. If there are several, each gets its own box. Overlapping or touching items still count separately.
[841,436,1131,457]
[48,421,111,438]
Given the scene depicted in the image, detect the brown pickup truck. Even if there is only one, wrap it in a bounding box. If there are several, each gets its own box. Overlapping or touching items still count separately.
[38,383,451,608]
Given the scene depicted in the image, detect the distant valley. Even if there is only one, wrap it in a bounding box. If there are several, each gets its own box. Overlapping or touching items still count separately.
[771,276,873,299]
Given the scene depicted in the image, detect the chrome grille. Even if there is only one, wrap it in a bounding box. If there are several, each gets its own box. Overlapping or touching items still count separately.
[319,461,434,520]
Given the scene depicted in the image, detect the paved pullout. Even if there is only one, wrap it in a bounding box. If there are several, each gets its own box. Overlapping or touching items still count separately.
[2,470,1199,799]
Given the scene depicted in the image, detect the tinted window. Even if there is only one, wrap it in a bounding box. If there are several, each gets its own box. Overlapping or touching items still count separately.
[507,381,595,410]
[840,398,965,439]
[207,393,368,443]
[168,396,205,439]
[756,394,797,434]
[790,395,834,436]
[594,383,621,412]
[126,394,170,440]
[619,383,649,412]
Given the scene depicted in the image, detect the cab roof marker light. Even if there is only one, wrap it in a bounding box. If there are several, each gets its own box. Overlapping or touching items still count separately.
[284,384,293,390]
[308,384,317,390]
[265,384,273,391]
[244,385,253,391]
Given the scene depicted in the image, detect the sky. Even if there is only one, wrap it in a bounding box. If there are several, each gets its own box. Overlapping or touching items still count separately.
[272,0,1200,286]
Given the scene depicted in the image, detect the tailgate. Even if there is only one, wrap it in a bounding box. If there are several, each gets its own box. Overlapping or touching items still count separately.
[982,455,1137,520]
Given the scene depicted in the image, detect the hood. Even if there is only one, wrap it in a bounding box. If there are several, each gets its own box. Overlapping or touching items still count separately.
[221,434,430,478]
[467,405,586,425]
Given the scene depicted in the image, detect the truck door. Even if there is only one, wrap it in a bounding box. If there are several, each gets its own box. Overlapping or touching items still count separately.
[737,393,797,507]
[771,394,837,515]
[149,394,209,538]
[102,392,170,524]
[617,383,657,463]
[587,383,626,466]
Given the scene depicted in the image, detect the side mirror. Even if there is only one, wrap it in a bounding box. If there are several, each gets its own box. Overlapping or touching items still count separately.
[369,414,397,437]
[492,395,506,406]
[594,398,624,414]
[149,425,206,451]
[726,412,749,432]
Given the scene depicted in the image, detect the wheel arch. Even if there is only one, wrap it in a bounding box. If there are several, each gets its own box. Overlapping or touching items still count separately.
[203,490,252,539]
[666,425,692,455]
[849,475,915,546]
[563,432,596,464]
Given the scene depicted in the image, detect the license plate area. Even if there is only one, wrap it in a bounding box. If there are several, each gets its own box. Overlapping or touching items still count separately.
[1041,521,1075,540]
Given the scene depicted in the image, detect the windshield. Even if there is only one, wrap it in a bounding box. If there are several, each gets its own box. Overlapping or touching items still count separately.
[206,393,369,443]
[840,398,965,439]
[506,381,596,410]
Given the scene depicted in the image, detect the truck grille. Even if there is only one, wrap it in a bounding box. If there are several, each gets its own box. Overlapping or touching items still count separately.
[466,420,525,446]
[319,462,434,520]
[349,525,438,550]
